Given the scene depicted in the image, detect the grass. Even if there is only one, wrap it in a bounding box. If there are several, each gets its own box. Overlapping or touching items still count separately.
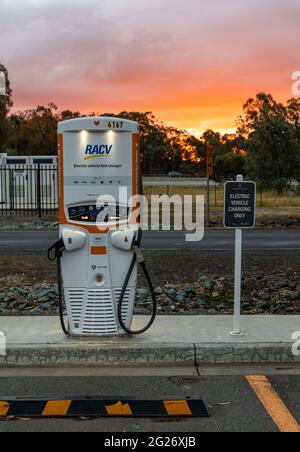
[144,185,300,207]
[143,186,300,224]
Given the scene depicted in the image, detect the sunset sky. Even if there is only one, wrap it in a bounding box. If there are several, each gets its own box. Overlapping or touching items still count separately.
[0,0,299,135]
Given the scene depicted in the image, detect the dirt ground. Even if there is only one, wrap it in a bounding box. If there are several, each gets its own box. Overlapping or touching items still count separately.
[0,251,299,287]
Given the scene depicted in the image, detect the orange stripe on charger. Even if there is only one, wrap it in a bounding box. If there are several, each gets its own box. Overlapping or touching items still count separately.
[91,247,107,255]
[132,133,139,197]
[58,134,67,226]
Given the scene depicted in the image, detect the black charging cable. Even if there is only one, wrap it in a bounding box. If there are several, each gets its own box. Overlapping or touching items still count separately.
[48,239,70,336]
[117,226,157,335]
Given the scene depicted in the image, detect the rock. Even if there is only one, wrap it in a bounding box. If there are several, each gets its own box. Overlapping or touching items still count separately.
[136,288,148,300]
[204,279,214,291]
[50,222,59,229]
[197,299,206,306]
[28,307,42,313]
[187,302,198,310]
[16,303,28,311]
[154,287,164,295]
[183,283,194,294]
[276,281,288,289]
[198,276,209,284]
[167,289,177,300]
[39,303,53,310]
[176,291,188,304]
[256,301,271,310]
[164,298,175,306]
[165,284,176,290]
[207,308,217,315]
[164,305,176,313]
[287,291,300,301]
[34,287,53,300]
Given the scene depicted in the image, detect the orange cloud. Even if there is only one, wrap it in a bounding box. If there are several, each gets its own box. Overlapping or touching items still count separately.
[1,0,299,134]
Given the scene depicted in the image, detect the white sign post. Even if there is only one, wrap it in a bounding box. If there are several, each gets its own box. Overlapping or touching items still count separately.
[224,175,256,336]
[232,175,244,336]
[233,223,243,336]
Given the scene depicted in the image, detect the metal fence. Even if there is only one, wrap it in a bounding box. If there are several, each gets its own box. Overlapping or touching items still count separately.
[0,165,58,217]
[0,167,269,219]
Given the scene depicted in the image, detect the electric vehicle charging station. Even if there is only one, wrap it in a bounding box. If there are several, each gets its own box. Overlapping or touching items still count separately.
[0,116,211,421]
[48,117,157,337]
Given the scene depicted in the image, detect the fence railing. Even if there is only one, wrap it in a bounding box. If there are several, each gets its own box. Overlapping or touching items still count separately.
[0,165,58,217]
[1,166,289,219]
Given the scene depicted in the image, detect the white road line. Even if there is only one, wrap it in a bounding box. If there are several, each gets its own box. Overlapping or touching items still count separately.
[144,247,300,251]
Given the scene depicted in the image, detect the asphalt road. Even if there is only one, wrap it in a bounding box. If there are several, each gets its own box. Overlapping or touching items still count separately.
[0,230,300,254]
[0,370,299,432]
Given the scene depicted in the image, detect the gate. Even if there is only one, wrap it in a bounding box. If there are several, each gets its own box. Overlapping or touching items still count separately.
[0,165,58,217]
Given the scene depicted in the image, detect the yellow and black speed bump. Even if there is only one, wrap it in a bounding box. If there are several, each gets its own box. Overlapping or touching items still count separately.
[0,396,209,418]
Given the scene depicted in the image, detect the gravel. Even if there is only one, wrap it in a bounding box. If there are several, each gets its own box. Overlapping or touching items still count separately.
[0,218,58,231]
[1,274,300,316]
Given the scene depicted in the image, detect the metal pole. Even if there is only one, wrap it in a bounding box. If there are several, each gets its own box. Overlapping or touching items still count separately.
[231,174,244,336]
[215,183,217,207]
[37,164,42,219]
[232,227,243,335]
[206,175,210,228]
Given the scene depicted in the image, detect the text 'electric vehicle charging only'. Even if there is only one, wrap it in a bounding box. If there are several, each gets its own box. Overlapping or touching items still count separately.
[49,117,156,337]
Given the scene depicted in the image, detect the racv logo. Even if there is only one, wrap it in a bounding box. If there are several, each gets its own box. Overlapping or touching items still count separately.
[84,144,113,160]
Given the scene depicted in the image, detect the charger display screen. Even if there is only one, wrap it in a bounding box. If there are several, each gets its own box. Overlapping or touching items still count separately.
[68,205,129,223]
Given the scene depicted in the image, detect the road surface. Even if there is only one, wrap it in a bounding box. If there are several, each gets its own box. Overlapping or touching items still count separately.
[0,230,300,254]
[0,367,299,432]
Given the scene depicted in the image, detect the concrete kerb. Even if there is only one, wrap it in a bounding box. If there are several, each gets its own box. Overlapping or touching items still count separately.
[0,342,299,368]
[0,343,196,367]
[195,343,300,365]
[0,316,299,367]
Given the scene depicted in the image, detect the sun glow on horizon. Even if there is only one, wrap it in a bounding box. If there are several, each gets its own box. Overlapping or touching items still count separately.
[2,0,299,138]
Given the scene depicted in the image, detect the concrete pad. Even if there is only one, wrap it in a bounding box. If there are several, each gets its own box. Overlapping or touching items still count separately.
[0,316,299,367]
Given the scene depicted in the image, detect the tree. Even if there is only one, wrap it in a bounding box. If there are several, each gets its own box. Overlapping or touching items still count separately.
[237,93,300,193]
[0,63,13,114]
[201,130,224,157]
[0,63,13,152]
[8,104,58,156]
[102,111,202,175]
[214,152,246,181]
[60,110,82,121]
